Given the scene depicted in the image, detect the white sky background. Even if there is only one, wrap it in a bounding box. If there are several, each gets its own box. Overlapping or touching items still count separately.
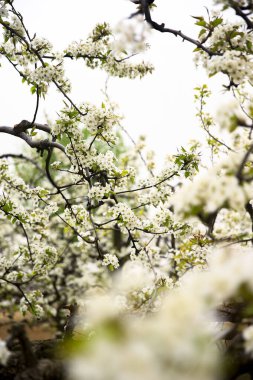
[0,0,233,163]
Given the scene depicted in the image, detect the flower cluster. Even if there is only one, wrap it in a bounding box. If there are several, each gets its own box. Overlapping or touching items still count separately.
[88,183,111,202]
[82,102,122,136]
[102,253,119,270]
[2,1,253,378]
[64,22,153,79]
[194,12,253,86]
[31,37,53,54]
[110,202,142,230]
[203,50,253,85]
[172,152,253,218]
[29,64,71,93]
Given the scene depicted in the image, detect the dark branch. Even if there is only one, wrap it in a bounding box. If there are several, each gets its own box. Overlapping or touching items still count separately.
[229,1,253,29]
[0,153,44,173]
[0,123,65,153]
[140,0,217,57]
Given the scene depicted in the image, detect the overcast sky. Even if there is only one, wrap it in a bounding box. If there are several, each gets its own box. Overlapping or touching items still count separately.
[0,0,232,163]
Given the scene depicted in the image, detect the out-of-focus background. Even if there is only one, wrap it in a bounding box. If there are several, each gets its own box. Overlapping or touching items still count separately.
[0,0,231,162]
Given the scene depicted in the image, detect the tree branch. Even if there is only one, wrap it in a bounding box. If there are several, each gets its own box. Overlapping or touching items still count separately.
[0,123,65,153]
[229,1,253,29]
[141,0,217,57]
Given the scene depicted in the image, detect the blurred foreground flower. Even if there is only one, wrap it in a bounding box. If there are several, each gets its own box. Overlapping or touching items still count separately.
[66,248,253,380]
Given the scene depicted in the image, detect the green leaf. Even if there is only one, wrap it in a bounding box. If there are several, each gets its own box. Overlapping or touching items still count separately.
[211,18,223,27]
[121,170,129,176]
[246,40,252,52]
[198,29,207,38]
[208,71,217,78]
[30,85,37,95]
[191,16,204,20]
[195,20,207,27]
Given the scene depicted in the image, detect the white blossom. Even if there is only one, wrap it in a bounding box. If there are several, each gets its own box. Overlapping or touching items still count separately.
[0,340,11,366]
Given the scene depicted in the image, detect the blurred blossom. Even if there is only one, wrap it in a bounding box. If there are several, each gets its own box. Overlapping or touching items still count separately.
[0,340,11,366]
[112,16,151,55]
[243,325,253,356]
[67,247,253,380]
